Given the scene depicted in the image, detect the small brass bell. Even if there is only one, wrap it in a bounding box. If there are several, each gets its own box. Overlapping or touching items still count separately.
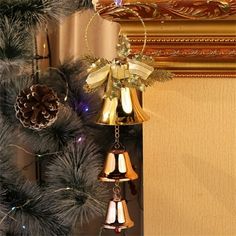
[97,87,149,125]
[104,198,134,232]
[98,149,138,182]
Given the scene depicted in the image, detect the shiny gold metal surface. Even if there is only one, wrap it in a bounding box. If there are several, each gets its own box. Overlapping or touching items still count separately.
[98,149,138,182]
[104,199,134,232]
[97,88,149,125]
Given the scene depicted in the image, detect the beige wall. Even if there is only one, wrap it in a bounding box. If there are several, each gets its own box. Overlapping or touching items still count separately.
[143,78,236,236]
[49,10,119,65]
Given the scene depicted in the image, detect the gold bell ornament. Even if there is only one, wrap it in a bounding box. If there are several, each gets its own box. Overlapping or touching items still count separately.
[88,57,152,125]
[98,126,138,182]
[103,182,134,233]
[84,4,173,234]
[98,148,138,182]
[83,7,172,126]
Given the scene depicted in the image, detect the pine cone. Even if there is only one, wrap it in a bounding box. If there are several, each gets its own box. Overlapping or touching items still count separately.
[15,84,59,130]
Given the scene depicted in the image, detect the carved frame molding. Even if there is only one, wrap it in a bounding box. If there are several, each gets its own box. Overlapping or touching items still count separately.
[97,0,236,21]
[97,0,236,78]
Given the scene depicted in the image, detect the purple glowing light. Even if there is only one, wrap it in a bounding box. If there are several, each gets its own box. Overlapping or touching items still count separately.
[114,0,122,6]
[77,137,82,143]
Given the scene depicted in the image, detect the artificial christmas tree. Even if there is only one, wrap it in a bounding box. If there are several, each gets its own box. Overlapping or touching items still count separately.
[0,1,172,235]
[0,1,108,235]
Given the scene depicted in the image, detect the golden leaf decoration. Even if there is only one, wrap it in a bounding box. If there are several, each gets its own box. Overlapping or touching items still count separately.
[143,69,173,86]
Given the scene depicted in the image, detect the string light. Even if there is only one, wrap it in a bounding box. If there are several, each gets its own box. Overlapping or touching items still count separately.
[7,144,63,171]
[0,208,17,226]
[77,137,82,143]
[0,200,32,228]
[7,144,62,158]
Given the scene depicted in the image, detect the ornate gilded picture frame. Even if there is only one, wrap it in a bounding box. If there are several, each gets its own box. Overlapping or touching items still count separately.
[97,0,236,78]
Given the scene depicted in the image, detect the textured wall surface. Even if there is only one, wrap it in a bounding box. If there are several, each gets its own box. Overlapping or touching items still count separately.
[143,78,236,236]
[49,10,119,65]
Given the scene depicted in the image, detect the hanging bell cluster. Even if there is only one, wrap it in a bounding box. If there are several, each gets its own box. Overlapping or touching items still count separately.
[91,36,151,232]
[84,7,173,232]
[85,21,154,234]
[98,125,138,233]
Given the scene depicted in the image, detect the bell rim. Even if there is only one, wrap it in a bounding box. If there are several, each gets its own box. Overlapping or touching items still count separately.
[98,176,135,182]
[96,118,149,126]
[103,224,134,230]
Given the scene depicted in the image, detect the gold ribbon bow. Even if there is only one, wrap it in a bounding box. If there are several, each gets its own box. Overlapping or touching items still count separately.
[86,59,154,90]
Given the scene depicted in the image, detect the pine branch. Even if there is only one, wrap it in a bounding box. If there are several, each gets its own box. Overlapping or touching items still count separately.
[73,0,93,10]
[57,60,113,150]
[45,141,108,226]
[0,0,78,29]
[0,17,32,76]
[0,188,9,236]
[0,74,33,124]
[2,181,71,236]
[20,106,85,153]
[0,121,71,235]
[0,72,87,153]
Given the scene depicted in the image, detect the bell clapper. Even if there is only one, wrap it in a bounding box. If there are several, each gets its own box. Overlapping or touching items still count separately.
[115,227,122,234]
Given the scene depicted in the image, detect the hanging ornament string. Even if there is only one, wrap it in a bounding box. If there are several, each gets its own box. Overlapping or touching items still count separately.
[84,5,147,57]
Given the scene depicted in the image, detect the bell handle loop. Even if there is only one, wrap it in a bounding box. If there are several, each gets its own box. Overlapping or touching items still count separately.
[113,141,125,150]
[114,142,121,149]
[84,4,147,56]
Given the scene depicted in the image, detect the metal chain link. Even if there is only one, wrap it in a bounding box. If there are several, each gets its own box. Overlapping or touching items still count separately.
[114,126,121,149]
[113,181,121,200]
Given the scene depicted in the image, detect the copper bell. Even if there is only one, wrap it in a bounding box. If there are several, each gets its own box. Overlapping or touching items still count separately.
[104,198,134,232]
[97,87,149,125]
[98,149,138,182]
